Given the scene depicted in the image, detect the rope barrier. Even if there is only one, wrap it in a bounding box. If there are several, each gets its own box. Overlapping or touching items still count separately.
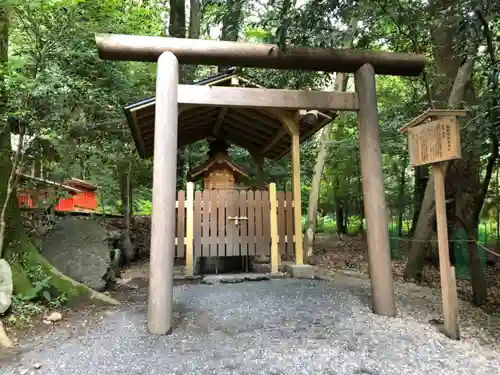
[475,242,500,258]
[388,236,474,243]
[387,236,500,257]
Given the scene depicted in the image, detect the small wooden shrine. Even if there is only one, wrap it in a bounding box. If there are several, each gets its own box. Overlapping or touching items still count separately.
[187,139,249,190]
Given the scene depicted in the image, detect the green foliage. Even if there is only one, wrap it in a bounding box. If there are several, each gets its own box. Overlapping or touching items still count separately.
[134,199,153,215]
[2,0,500,250]
[14,276,51,302]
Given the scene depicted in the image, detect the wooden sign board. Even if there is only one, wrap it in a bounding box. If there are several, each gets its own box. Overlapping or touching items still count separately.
[407,117,461,167]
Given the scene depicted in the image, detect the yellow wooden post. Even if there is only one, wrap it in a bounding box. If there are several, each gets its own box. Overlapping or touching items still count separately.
[264,109,304,265]
[185,182,195,277]
[269,183,279,273]
[291,132,304,265]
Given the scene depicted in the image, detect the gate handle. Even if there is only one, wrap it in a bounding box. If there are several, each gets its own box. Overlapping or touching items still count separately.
[227,216,248,226]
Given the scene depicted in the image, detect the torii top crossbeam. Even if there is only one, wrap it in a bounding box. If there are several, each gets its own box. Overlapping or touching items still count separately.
[95,34,426,77]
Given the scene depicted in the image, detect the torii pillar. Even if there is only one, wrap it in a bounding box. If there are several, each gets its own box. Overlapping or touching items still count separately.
[148,52,179,335]
[355,64,396,317]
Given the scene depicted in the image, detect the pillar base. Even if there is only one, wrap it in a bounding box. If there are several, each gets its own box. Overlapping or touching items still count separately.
[286,264,316,279]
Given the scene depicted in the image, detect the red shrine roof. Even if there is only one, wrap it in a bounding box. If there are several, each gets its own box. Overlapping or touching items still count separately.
[17,174,99,193]
[62,178,99,192]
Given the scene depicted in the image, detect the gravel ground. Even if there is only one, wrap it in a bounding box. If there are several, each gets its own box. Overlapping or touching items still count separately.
[3,278,500,375]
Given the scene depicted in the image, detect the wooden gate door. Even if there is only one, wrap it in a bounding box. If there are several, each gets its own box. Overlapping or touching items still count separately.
[218,189,270,258]
[223,189,243,257]
[193,189,270,258]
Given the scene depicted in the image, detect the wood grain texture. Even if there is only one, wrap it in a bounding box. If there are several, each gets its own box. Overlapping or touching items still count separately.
[291,133,304,264]
[355,63,396,318]
[239,190,248,255]
[210,190,219,257]
[176,85,359,111]
[433,164,460,340]
[218,191,227,256]
[247,191,256,256]
[202,190,211,256]
[269,183,279,273]
[285,192,294,255]
[96,33,426,76]
[277,191,286,255]
[185,182,194,277]
[148,52,178,335]
[193,190,202,257]
[176,190,185,258]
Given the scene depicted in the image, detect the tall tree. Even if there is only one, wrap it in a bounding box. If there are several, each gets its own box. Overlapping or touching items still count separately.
[404,1,495,305]
[189,0,201,40]
[218,0,243,71]
[304,16,358,259]
[169,0,186,38]
[0,4,10,258]
[168,0,188,190]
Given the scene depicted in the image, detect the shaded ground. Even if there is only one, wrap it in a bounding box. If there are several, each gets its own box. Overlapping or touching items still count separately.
[312,234,500,312]
[4,231,500,374]
[2,261,500,375]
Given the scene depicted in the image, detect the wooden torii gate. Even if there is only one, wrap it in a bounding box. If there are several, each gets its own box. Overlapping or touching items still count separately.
[95,34,426,335]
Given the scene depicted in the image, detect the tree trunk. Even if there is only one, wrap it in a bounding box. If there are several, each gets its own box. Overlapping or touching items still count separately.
[343,201,349,234]
[181,0,201,83]
[0,5,9,259]
[410,166,428,235]
[221,0,242,42]
[467,232,487,305]
[335,195,345,235]
[218,0,243,71]
[176,148,185,191]
[120,161,133,230]
[0,122,119,305]
[167,0,188,188]
[188,0,201,40]
[355,151,364,236]
[168,0,186,38]
[403,54,478,280]
[33,157,42,178]
[303,17,357,258]
[0,14,118,306]
[304,125,331,256]
[251,154,266,190]
[496,168,499,249]
[397,165,406,237]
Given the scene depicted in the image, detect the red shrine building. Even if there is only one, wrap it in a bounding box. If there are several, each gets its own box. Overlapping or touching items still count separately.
[17,175,99,212]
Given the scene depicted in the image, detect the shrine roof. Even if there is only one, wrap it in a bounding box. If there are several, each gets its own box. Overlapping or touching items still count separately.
[17,174,84,193]
[187,152,249,181]
[123,68,334,160]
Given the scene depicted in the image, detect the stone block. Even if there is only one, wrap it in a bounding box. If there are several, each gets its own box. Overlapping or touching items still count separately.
[286,264,316,279]
[0,259,13,315]
[268,272,289,279]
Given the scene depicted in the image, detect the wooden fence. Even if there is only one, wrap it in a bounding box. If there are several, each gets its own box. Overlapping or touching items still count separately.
[172,182,296,275]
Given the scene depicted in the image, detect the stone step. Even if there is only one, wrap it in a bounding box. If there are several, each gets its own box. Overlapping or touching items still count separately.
[201,273,273,285]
